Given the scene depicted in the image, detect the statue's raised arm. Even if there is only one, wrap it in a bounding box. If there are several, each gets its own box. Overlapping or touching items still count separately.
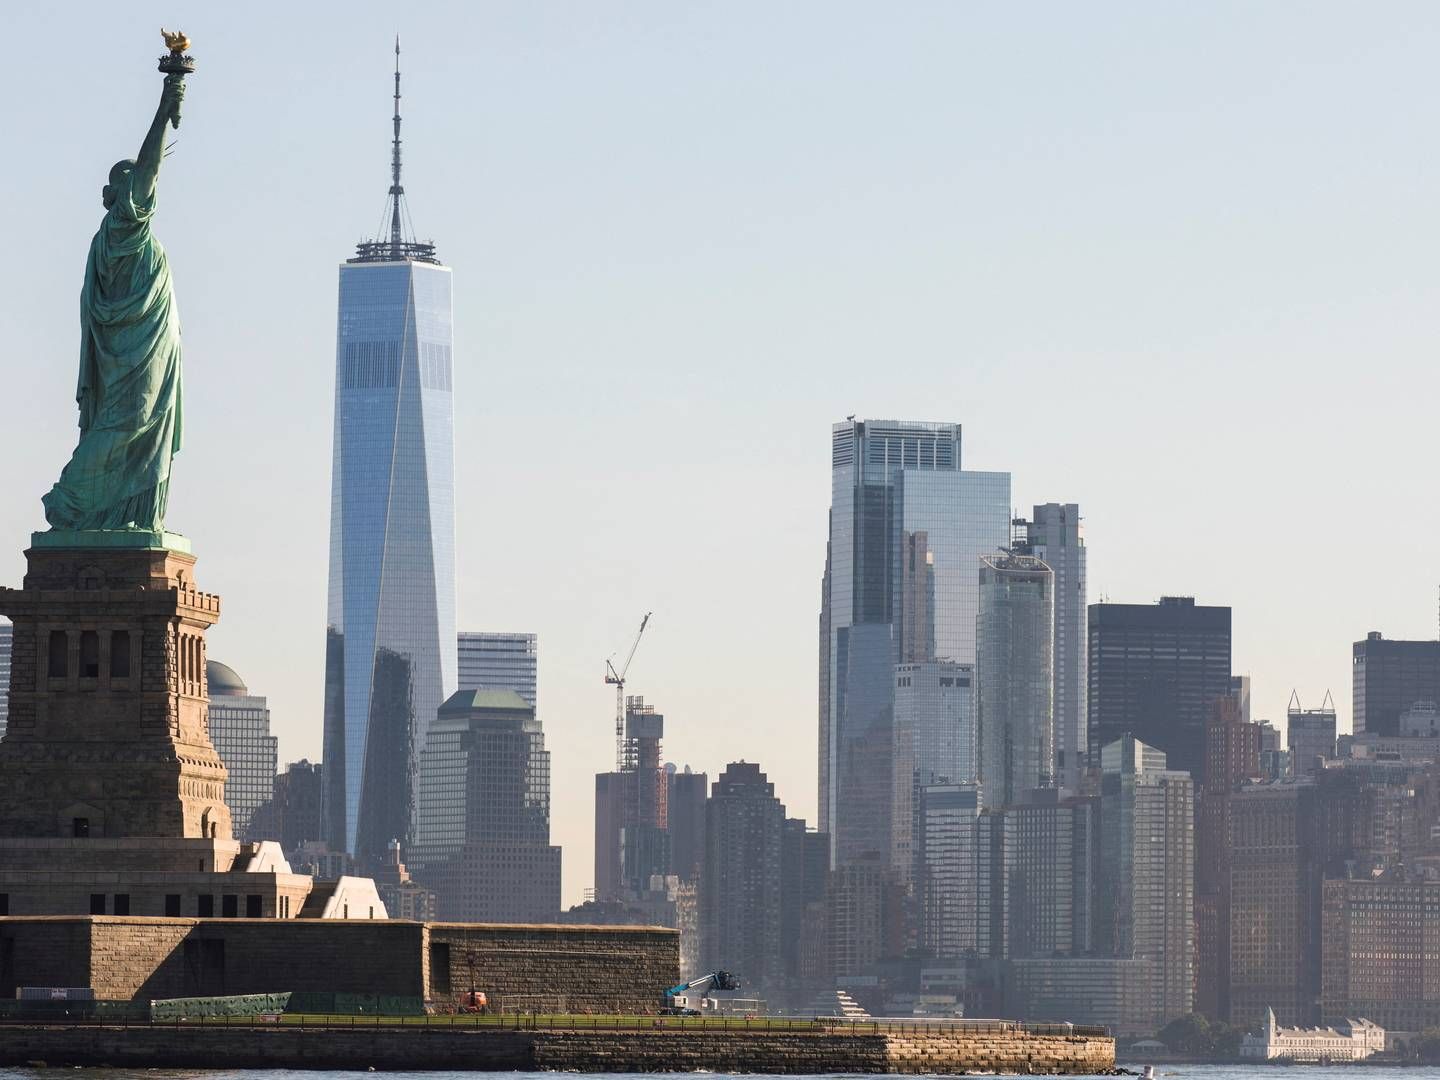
[134,74,185,199]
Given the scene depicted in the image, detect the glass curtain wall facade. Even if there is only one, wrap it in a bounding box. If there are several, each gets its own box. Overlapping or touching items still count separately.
[819,418,1009,867]
[1014,505,1086,789]
[891,660,974,886]
[916,781,989,959]
[205,661,278,842]
[1087,597,1231,780]
[977,553,1055,809]
[322,256,456,862]
[458,631,538,707]
[1351,633,1440,737]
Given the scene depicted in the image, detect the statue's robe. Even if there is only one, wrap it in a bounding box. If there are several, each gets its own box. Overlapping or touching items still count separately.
[43,169,182,531]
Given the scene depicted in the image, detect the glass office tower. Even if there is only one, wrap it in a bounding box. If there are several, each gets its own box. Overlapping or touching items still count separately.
[205,660,278,842]
[457,632,538,707]
[322,51,456,863]
[819,419,1010,865]
[977,552,1055,809]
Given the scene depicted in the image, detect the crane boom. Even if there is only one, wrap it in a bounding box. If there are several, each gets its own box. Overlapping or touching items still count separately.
[605,612,652,770]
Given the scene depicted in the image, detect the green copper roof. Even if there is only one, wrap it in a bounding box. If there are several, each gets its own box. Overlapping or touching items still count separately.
[439,688,532,714]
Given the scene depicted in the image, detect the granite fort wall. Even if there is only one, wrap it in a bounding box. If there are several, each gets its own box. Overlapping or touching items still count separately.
[0,917,678,1014]
[0,1025,1115,1073]
[427,922,678,1013]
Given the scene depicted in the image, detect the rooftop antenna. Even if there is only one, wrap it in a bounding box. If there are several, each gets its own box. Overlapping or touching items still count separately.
[349,39,438,265]
[389,36,404,258]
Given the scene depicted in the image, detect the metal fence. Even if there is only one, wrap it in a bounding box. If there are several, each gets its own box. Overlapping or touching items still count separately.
[0,1009,1107,1038]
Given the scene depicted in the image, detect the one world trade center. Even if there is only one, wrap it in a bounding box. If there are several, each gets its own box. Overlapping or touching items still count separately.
[322,44,456,864]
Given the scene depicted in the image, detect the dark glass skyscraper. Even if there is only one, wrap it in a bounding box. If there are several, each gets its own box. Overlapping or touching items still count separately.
[1352,632,1440,737]
[1087,597,1231,779]
[322,48,456,862]
[819,419,1010,866]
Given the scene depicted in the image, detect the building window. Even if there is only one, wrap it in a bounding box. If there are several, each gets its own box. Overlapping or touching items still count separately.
[0,893,9,916]
[48,631,67,678]
[73,817,90,838]
[80,631,100,679]
[111,631,131,678]
[222,895,238,918]
[165,894,181,917]
[198,895,214,917]
[89,894,106,915]
[245,895,261,918]
[113,894,130,916]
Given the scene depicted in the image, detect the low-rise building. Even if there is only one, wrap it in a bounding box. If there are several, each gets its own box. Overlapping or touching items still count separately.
[1240,1007,1384,1061]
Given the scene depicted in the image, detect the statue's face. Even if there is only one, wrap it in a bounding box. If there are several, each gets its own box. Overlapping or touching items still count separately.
[102,160,134,209]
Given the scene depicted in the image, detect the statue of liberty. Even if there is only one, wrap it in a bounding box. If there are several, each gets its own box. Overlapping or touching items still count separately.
[42,45,190,535]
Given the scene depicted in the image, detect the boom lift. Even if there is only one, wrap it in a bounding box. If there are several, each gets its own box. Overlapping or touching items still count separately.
[660,970,738,1014]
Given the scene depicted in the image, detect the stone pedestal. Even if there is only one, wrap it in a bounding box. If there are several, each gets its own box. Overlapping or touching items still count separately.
[0,545,232,841]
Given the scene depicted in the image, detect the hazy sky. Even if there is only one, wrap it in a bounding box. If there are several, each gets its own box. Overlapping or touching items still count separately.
[4,4,1440,904]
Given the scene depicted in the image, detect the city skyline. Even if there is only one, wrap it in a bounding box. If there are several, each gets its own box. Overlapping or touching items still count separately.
[4,6,1440,903]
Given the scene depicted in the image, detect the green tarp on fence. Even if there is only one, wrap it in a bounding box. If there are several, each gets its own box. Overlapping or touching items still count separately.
[149,992,292,1020]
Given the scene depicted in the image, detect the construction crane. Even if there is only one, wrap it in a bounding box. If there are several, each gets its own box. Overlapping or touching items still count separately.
[605,612,651,770]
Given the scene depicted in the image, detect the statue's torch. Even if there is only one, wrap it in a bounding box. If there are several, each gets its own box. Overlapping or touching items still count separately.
[157,29,195,129]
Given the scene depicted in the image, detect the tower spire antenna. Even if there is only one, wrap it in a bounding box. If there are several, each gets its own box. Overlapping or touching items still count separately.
[389,34,404,257]
[349,37,438,265]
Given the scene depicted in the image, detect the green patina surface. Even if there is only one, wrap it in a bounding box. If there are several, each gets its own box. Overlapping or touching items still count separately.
[31,528,191,553]
[39,67,188,539]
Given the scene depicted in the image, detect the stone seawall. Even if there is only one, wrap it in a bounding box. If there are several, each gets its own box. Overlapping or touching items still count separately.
[0,1024,1115,1073]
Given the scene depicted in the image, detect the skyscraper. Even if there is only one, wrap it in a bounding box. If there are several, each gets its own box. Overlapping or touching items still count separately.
[411,689,560,922]
[1088,597,1232,779]
[890,660,974,886]
[264,759,324,859]
[1287,691,1337,777]
[916,781,991,960]
[1352,632,1440,737]
[1012,505,1086,789]
[977,553,1054,809]
[205,661,278,842]
[0,620,10,739]
[322,47,456,863]
[1096,736,1195,1029]
[780,818,830,980]
[819,418,1010,865]
[458,632,538,708]
[667,767,708,886]
[1227,780,1320,1028]
[997,789,1099,959]
[701,762,785,980]
[1196,693,1264,1019]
